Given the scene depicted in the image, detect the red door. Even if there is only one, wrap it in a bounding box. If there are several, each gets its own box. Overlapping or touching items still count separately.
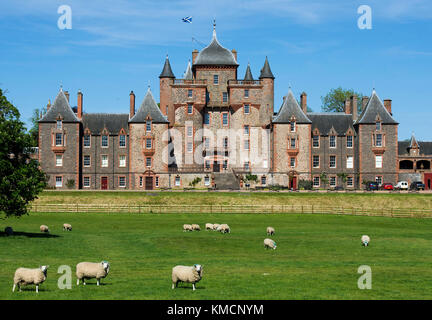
[424,173,432,190]
[145,177,153,190]
[289,176,297,190]
[101,177,108,190]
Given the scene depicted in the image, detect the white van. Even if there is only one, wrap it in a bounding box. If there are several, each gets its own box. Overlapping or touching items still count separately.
[395,181,409,190]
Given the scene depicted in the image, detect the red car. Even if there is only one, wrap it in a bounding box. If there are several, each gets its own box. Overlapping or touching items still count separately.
[381,183,394,190]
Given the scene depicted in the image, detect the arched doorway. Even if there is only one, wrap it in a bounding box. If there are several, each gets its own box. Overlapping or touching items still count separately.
[288,170,298,190]
[143,170,156,190]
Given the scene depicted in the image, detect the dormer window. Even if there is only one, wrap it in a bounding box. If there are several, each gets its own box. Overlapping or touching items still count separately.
[213,75,219,84]
[119,135,126,147]
[56,120,62,130]
[346,135,353,148]
[101,135,108,147]
[376,121,381,131]
[330,135,336,148]
[313,135,319,148]
[375,134,383,147]
[84,135,90,147]
[290,121,296,132]
[244,89,249,98]
[146,120,152,132]
[55,133,63,146]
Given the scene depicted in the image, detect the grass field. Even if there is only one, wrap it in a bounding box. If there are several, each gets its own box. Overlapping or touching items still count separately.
[2,211,432,300]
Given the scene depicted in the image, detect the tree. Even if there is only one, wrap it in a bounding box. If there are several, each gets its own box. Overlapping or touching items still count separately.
[0,89,47,218]
[321,87,363,113]
[320,172,329,189]
[28,107,46,147]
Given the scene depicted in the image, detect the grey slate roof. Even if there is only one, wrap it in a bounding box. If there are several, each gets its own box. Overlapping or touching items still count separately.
[39,89,80,123]
[259,56,275,79]
[82,113,129,135]
[184,60,193,80]
[398,141,432,155]
[129,88,169,123]
[159,56,175,78]
[307,112,355,136]
[244,63,254,81]
[356,90,398,124]
[272,90,311,124]
[194,29,238,66]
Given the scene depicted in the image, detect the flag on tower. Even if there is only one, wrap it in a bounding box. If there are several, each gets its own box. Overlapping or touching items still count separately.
[182,16,192,23]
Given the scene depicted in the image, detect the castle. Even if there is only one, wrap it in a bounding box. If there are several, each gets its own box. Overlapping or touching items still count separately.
[38,26,432,190]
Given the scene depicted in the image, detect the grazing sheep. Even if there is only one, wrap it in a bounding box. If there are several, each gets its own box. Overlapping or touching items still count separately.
[264,238,277,250]
[76,261,110,286]
[266,226,275,236]
[172,264,203,291]
[63,223,72,231]
[205,223,213,230]
[13,266,48,293]
[40,225,49,233]
[217,224,230,234]
[5,226,13,236]
[361,235,370,246]
[183,224,193,232]
[191,224,201,231]
[212,224,220,231]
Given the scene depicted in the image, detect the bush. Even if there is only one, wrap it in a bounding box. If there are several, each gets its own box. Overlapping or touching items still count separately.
[189,177,202,187]
[66,179,75,189]
[298,179,313,190]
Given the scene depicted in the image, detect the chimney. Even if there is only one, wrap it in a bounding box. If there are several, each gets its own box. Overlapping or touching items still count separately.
[77,90,83,119]
[192,50,199,64]
[384,99,392,115]
[129,91,135,119]
[64,91,70,102]
[350,95,358,121]
[300,92,307,114]
[231,49,237,61]
[362,96,369,111]
[344,99,352,115]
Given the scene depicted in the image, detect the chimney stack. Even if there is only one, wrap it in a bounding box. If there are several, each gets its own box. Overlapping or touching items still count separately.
[350,95,358,121]
[344,99,352,115]
[384,99,392,115]
[129,91,135,119]
[300,92,307,114]
[65,91,70,102]
[192,50,199,64]
[362,96,369,111]
[77,90,83,119]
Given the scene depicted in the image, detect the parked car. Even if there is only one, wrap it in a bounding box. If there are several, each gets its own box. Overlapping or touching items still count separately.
[365,181,379,191]
[394,181,409,190]
[381,183,394,190]
[410,181,425,191]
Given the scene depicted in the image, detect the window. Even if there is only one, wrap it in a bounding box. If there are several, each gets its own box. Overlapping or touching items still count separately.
[330,135,336,148]
[222,92,228,103]
[290,157,296,168]
[204,113,210,125]
[146,157,152,167]
[146,120,152,132]
[244,104,250,114]
[313,176,320,187]
[244,125,250,135]
[84,135,90,147]
[187,142,193,153]
[139,176,143,188]
[290,122,296,132]
[244,139,250,150]
[222,113,228,126]
[187,126,193,137]
[166,106,168,115]
[55,133,63,146]
[83,155,91,167]
[375,176,383,185]
[375,134,383,147]
[205,160,211,169]
[346,135,353,148]
[223,137,229,149]
[101,155,108,167]
[188,89,193,98]
[56,155,62,166]
[376,121,381,131]
[102,135,108,147]
[346,156,353,169]
[244,89,249,98]
[261,176,266,185]
[119,135,126,147]
[119,155,126,167]
[83,176,90,188]
[330,176,336,187]
[146,139,152,149]
[187,104,193,114]
[204,176,210,186]
[175,176,180,186]
[155,176,159,187]
[375,155,383,168]
[213,74,219,84]
[55,176,62,187]
[290,138,296,149]
[223,160,228,169]
[119,177,126,187]
[313,135,319,148]
[329,155,336,168]
[347,176,353,187]
[56,120,62,129]
[244,162,250,170]
[313,155,320,168]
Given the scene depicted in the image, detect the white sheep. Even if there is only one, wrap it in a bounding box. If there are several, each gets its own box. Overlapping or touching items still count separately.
[361,235,370,246]
[191,224,201,231]
[212,223,220,231]
[205,223,213,230]
[63,223,72,231]
[264,238,277,250]
[266,226,275,236]
[76,261,110,286]
[12,266,48,293]
[5,226,13,236]
[172,264,203,291]
[183,224,193,232]
[217,224,230,233]
[40,225,49,233]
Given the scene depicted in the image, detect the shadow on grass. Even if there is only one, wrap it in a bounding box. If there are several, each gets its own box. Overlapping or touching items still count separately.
[0,231,60,238]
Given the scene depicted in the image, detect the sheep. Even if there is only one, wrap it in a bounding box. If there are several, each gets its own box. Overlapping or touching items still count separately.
[212,223,220,231]
[40,225,49,233]
[217,224,230,234]
[205,223,214,230]
[266,226,275,236]
[183,224,193,232]
[12,266,48,293]
[264,238,277,250]
[63,223,72,231]
[5,226,13,236]
[361,235,370,246]
[191,224,201,231]
[76,261,110,286]
[172,264,203,291]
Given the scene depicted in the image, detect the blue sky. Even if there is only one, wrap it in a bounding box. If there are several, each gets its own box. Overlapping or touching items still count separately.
[1,0,431,140]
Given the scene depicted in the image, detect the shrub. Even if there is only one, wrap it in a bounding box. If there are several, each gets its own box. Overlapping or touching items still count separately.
[66,179,75,189]
[298,179,313,190]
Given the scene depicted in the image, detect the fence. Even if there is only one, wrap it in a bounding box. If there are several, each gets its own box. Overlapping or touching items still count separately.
[29,203,432,218]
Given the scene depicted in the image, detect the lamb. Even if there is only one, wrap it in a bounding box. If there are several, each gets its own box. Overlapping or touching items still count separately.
[217,224,230,233]
[63,223,72,231]
[76,261,110,286]
[212,223,220,231]
[205,223,214,230]
[361,235,370,246]
[191,224,201,231]
[5,226,13,236]
[183,224,193,232]
[40,225,49,233]
[12,266,48,293]
[266,226,275,236]
[172,264,203,291]
[264,238,277,250]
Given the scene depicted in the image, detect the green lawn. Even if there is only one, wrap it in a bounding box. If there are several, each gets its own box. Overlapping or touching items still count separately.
[1,212,432,299]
